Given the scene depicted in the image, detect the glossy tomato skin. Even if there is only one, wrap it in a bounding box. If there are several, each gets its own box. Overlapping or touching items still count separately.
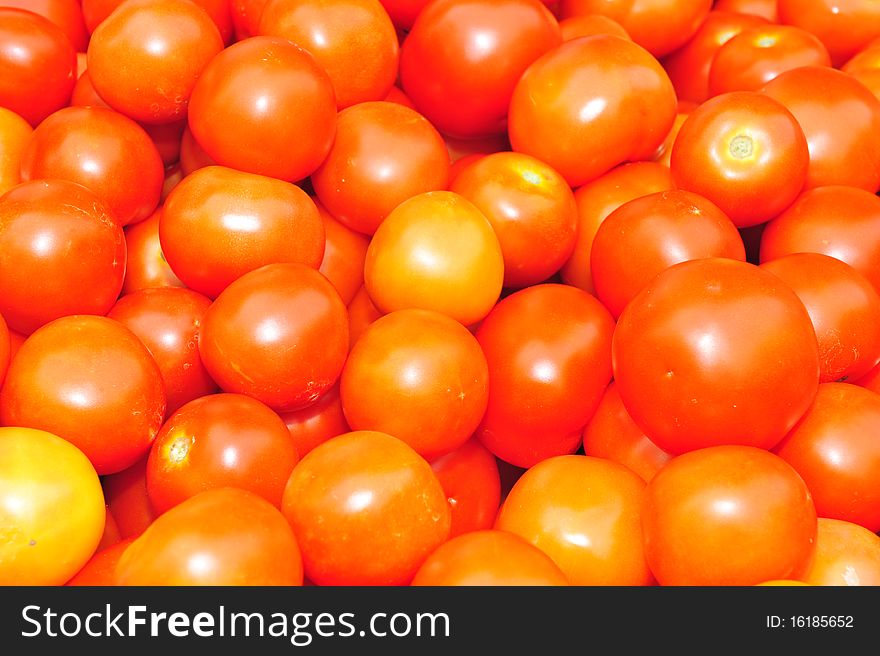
[378,0,431,29]
[0,8,76,126]
[590,189,745,318]
[777,0,880,68]
[760,253,880,383]
[0,312,9,388]
[281,430,451,586]
[346,284,384,348]
[0,108,32,197]
[558,14,630,41]
[20,105,165,227]
[107,287,218,416]
[66,538,134,586]
[311,101,451,236]
[399,0,562,138]
[495,454,653,585]
[476,284,615,468]
[774,383,880,532]
[160,165,325,299]
[146,393,299,514]
[279,381,350,458]
[670,91,809,227]
[0,316,166,475]
[642,445,817,586]
[713,0,777,21]
[0,179,125,335]
[612,258,820,454]
[799,517,880,586]
[121,208,185,295]
[411,530,569,586]
[230,0,272,39]
[1,1,89,53]
[199,263,349,413]
[188,36,336,182]
[315,201,370,305]
[508,35,677,187]
[102,454,156,539]
[116,487,304,585]
[0,427,106,585]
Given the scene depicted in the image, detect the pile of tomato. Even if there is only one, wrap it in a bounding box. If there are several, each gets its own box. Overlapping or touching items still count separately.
[2,0,880,588]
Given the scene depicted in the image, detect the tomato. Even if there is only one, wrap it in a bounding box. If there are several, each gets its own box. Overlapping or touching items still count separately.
[311,101,450,236]
[160,166,324,299]
[146,393,299,513]
[399,0,562,138]
[280,381,349,458]
[313,202,370,306]
[107,287,218,416]
[121,208,185,296]
[364,191,504,326]
[429,438,501,538]
[582,382,673,483]
[759,185,880,295]
[188,36,336,182]
[0,426,106,585]
[0,8,76,126]
[0,312,8,388]
[759,253,880,383]
[0,316,166,475]
[713,0,777,21]
[66,538,134,586]
[476,283,615,468]
[643,445,817,586]
[799,518,880,586]
[651,102,693,168]
[0,107,30,199]
[340,308,489,461]
[774,383,880,532]
[258,0,399,110]
[450,151,578,289]
[199,263,349,413]
[411,530,569,586]
[708,25,832,96]
[670,91,809,227]
[761,66,880,192]
[346,284,384,348]
[1,0,89,52]
[102,454,156,539]
[378,0,431,30]
[560,161,674,294]
[558,14,630,41]
[281,430,451,585]
[86,0,223,125]
[777,0,880,68]
[83,0,232,42]
[230,0,271,39]
[495,454,653,585]
[116,487,304,585]
[508,35,677,187]
[591,189,745,318]
[558,0,712,58]
[612,258,820,454]
[0,179,125,335]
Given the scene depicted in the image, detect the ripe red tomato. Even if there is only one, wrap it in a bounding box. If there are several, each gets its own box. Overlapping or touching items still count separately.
[0,315,166,475]
[66,538,134,586]
[281,430,451,585]
[1,0,89,52]
[476,283,615,468]
[121,208,185,296]
[346,284,384,348]
[378,0,431,30]
[315,201,370,306]
[0,179,125,335]
[279,381,350,458]
[199,263,349,413]
[558,14,630,41]
[713,0,777,21]
[116,487,304,585]
[642,445,817,586]
[229,0,271,39]
[0,312,9,388]
[799,517,880,586]
[102,455,156,539]
[777,0,880,68]
[612,258,820,454]
[0,108,31,197]
[508,35,677,187]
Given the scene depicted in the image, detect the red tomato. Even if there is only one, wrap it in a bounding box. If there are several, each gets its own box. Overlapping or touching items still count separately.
[66,538,134,586]
[279,381,350,458]
[713,0,778,21]
[107,287,218,415]
[0,179,125,335]
[774,383,880,532]
[759,253,880,383]
[670,91,809,227]
[188,36,336,182]
[0,311,8,387]
[651,103,693,168]
[761,66,880,192]
[429,438,501,538]
[378,0,431,30]
[340,309,489,460]
[590,189,745,318]
[777,0,880,68]
[314,201,370,306]
[116,487,304,585]
[476,283,615,468]
[612,258,820,454]
[0,315,166,475]
[508,35,677,187]
[281,430,451,585]
[346,284,384,349]
[146,393,299,513]
[199,263,349,413]
[0,108,31,197]
[642,445,817,586]
[558,14,630,41]
[450,151,578,289]
[102,455,156,539]
[399,0,562,138]
[258,0,400,109]
[799,517,880,586]
[495,454,653,585]
[160,165,324,299]
[1,0,89,52]
[86,0,223,124]
[311,101,450,236]
[83,0,232,42]
[121,208,185,296]
[411,530,569,586]
[229,0,271,39]
[0,8,76,126]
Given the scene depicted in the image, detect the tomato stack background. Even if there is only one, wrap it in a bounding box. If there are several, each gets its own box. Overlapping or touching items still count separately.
[1,0,880,587]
